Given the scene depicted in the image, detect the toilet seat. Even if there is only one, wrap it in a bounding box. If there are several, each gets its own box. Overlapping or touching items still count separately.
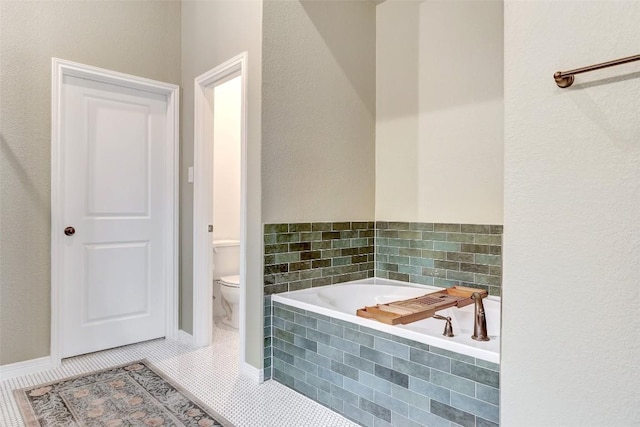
[219,275,240,288]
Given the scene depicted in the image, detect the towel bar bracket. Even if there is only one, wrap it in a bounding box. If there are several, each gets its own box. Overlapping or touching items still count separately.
[554,72,574,88]
[554,53,640,88]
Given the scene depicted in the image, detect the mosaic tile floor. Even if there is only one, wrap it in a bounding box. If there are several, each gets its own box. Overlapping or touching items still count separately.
[0,322,357,427]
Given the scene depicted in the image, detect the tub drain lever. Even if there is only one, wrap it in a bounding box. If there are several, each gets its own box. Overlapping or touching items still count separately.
[433,314,454,337]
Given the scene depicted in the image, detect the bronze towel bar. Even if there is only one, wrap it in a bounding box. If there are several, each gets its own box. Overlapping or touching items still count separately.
[554,53,640,88]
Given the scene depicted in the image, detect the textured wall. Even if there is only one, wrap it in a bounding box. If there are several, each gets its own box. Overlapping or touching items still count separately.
[181,0,263,367]
[376,0,504,224]
[0,0,181,365]
[261,0,376,223]
[503,1,640,424]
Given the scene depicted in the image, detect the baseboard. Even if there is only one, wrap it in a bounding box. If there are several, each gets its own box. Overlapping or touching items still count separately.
[175,330,194,346]
[239,361,263,383]
[0,356,53,381]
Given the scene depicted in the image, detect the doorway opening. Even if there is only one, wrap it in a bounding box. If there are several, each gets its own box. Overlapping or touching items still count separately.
[211,75,242,333]
[192,54,247,367]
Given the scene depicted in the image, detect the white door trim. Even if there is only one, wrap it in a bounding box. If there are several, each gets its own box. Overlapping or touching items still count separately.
[192,53,248,368]
[50,58,180,367]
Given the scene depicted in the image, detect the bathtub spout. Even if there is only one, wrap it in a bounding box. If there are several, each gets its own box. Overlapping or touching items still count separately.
[471,292,490,341]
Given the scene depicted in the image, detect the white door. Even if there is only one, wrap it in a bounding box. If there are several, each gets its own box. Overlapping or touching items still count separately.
[59,74,170,358]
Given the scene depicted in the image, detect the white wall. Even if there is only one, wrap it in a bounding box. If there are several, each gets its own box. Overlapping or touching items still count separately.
[181,0,263,367]
[376,0,504,224]
[213,76,242,242]
[261,0,376,223]
[503,1,640,424]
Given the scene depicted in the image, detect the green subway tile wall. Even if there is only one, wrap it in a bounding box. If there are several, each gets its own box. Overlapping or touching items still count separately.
[263,222,376,295]
[264,295,273,380]
[375,222,503,297]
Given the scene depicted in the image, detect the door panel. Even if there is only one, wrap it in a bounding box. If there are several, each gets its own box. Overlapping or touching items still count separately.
[84,242,149,323]
[60,74,168,358]
[86,97,150,216]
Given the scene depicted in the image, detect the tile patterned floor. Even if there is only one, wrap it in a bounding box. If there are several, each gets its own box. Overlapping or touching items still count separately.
[0,322,357,427]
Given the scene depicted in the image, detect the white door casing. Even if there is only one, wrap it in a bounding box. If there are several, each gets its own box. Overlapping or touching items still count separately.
[51,59,179,362]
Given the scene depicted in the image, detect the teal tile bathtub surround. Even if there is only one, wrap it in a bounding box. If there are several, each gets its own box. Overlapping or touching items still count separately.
[262,221,502,413]
[271,301,500,427]
[376,222,503,297]
[264,295,273,380]
[263,221,375,382]
[264,222,376,295]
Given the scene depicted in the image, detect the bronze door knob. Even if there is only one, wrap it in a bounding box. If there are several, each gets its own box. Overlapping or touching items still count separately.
[64,226,75,236]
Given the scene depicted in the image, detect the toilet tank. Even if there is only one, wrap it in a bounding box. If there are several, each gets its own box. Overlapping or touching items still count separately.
[212,240,240,280]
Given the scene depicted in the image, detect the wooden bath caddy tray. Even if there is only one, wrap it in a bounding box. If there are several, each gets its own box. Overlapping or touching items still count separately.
[356,286,488,325]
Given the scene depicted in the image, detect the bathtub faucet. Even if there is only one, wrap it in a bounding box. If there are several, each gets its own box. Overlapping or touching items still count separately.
[471,292,490,341]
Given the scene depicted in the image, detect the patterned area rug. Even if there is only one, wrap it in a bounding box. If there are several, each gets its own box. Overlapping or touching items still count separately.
[13,360,233,427]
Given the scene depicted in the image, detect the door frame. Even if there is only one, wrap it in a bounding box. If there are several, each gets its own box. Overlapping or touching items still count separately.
[192,53,248,358]
[50,58,180,366]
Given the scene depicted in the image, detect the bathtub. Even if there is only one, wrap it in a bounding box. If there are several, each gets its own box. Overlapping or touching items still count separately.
[271,277,500,363]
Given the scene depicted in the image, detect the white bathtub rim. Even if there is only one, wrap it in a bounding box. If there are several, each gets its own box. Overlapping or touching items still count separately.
[289,277,501,303]
[271,278,500,364]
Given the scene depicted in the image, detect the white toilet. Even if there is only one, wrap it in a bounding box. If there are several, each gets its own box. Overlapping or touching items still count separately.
[212,240,240,328]
[219,274,240,328]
